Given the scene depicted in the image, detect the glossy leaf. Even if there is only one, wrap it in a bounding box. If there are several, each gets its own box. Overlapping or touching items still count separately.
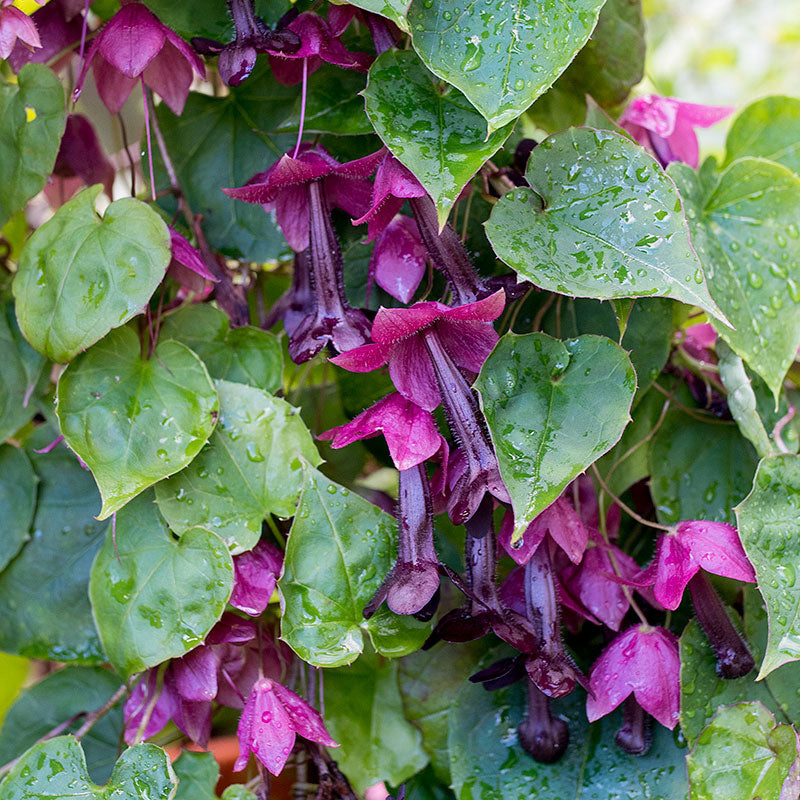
[0,64,65,228]
[736,454,800,678]
[89,491,233,678]
[363,50,514,226]
[650,410,758,525]
[530,0,645,131]
[680,615,775,746]
[398,641,484,783]
[687,703,800,800]
[154,64,297,262]
[0,667,125,784]
[56,326,218,519]
[475,333,635,542]
[14,186,170,364]
[486,128,723,318]
[173,751,219,800]
[341,0,410,32]
[323,648,429,792]
[0,737,176,800]
[724,96,800,174]
[155,380,320,552]
[448,661,688,799]
[0,445,36,572]
[406,0,606,132]
[0,301,48,442]
[279,466,430,667]
[159,304,283,393]
[672,159,800,399]
[0,427,105,663]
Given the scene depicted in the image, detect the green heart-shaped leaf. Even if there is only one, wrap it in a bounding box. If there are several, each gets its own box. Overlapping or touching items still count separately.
[407,0,606,132]
[159,304,282,393]
[173,751,219,800]
[736,453,800,679]
[0,445,36,572]
[485,128,724,320]
[279,466,430,667]
[0,64,65,228]
[155,380,321,552]
[687,703,800,800]
[1,737,175,800]
[475,332,635,542]
[89,491,233,678]
[56,326,218,519]
[672,159,800,399]
[14,186,170,364]
[364,50,513,227]
[342,0,410,32]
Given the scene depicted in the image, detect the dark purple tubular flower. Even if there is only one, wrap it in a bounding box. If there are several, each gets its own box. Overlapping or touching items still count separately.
[319,392,442,472]
[331,291,508,523]
[363,462,440,618]
[350,149,492,306]
[72,0,205,114]
[229,539,283,616]
[191,0,300,87]
[634,519,756,679]
[265,11,372,86]
[7,0,82,72]
[224,145,374,362]
[235,678,338,776]
[517,676,570,764]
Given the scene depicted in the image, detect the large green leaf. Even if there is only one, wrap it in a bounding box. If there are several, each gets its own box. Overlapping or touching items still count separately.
[337,0,410,32]
[529,0,645,131]
[279,466,430,667]
[672,159,800,399]
[0,737,176,800]
[155,380,320,552]
[89,491,233,678]
[448,664,688,799]
[56,326,218,519]
[154,65,297,262]
[0,445,37,572]
[323,649,429,792]
[0,64,65,228]
[14,186,170,364]
[173,751,219,800]
[687,703,800,800]
[0,668,124,784]
[398,641,484,783]
[649,410,758,525]
[736,454,800,679]
[475,333,635,542]
[0,301,48,442]
[486,129,723,318]
[680,615,776,746]
[406,0,606,132]
[363,50,514,227]
[724,96,800,174]
[0,427,105,663]
[159,304,283,393]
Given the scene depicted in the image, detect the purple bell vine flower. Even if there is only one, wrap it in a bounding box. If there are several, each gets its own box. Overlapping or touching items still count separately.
[0,0,42,61]
[234,678,338,776]
[229,539,283,616]
[330,291,509,523]
[517,677,570,764]
[620,94,734,169]
[72,0,206,115]
[350,149,492,305]
[367,215,427,305]
[326,3,400,55]
[167,227,219,294]
[225,145,375,361]
[265,11,372,86]
[7,0,82,72]
[319,392,443,472]
[586,624,680,732]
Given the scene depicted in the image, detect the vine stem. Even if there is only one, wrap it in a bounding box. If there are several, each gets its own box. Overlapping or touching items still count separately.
[591,464,672,532]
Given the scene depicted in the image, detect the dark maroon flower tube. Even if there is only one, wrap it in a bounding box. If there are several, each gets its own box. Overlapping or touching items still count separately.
[517,677,569,764]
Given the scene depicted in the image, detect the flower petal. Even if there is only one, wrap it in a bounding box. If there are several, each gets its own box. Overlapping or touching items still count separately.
[230,540,284,616]
[651,533,698,611]
[370,301,446,345]
[91,55,138,115]
[236,679,297,775]
[370,216,427,304]
[436,318,499,373]
[143,39,194,115]
[170,645,218,702]
[389,336,440,411]
[330,342,392,372]
[272,682,338,747]
[677,520,756,584]
[99,3,166,78]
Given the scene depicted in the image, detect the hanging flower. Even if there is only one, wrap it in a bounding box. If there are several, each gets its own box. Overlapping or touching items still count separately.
[0,0,42,61]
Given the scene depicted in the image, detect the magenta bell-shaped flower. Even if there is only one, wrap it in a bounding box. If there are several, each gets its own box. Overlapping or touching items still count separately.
[50,114,115,203]
[229,539,283,616]
[72,0,205,114]
[265,11,372,86]
[7,0,82,72]
[368,215,427,304]
[620,94,733,169]
[586,624,680,730]
[319,392,443,472]
[0,0,42,60]
[235,678,338,776]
